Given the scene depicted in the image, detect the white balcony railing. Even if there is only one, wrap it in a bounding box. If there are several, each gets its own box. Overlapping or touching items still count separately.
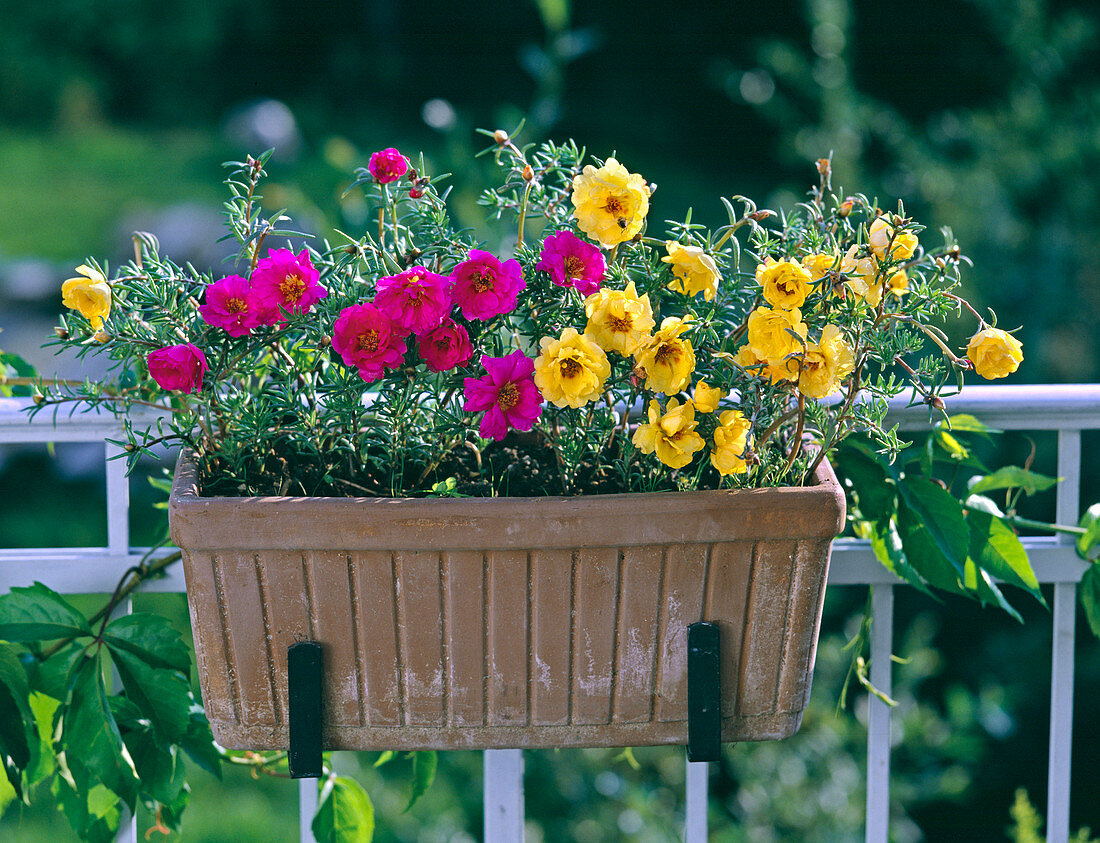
[1,383,1097,842]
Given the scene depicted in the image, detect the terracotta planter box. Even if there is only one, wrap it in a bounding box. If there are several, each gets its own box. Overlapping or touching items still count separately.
[169,450,845,751]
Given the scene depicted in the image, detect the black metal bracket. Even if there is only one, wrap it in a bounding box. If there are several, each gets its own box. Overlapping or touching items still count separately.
[288,641,324,779]
[687,621,721,763]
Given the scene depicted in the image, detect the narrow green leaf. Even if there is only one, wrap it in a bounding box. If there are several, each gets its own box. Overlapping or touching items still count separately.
[966,511,1045,604]
[103,613,191,674]
[969,466,1059,497]
[1076,504,1100,562]
[897,478,970,577]
[373,750,394,768]
[312,775,375,843]
[1080,565,1100,640]
[107,648,192,744]
[0,583,94,641]
[404,751,437,812]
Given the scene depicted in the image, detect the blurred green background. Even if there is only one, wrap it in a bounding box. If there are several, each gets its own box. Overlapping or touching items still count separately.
[2,0,1099,839]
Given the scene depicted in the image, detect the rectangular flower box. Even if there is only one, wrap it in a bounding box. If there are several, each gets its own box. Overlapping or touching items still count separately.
[169,449,845,751]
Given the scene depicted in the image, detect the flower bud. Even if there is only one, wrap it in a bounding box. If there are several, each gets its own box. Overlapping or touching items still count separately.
[893,214,904,227]
[935,258,946,270]
[344,244,360,255]
[32,393,45,405]
[837,200,853,218]
[749,210,774,221]
[928,394,946,410]
[948,246,961,261]
[93,330,111,344]
[124,442,138,453]
[409,186,424,199]
[815,158,831,177]
[522,164,534,181]
[54,326,70,340]
[493,129,509,145]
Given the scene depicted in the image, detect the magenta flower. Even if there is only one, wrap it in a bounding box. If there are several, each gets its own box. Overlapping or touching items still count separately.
[198,274,261,337]
[536,231,606,296]
[331,303,407,383]
[251,248,327,324]
[147,344,208,394]
[451,250,526,321]
[368,148,409,184]
[418,318,473,372]
[374,266,452,335]
[463,351,543,441]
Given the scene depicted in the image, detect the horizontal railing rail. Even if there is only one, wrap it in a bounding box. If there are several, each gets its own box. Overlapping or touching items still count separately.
[1,384,1097,842]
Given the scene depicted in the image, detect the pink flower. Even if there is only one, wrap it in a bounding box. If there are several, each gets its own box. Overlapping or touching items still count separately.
[374,267,452,335]
[451,250,526,321]
[463,351,543,441]
[331,303,407,383]
[251,248,327,324]
[368,148,409,184]
[147,344,208,394]
[536,231,606,296]
[418,318,473,372]
[198,274,261,337]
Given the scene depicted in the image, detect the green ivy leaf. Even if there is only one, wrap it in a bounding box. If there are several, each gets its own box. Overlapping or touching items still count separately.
[963,558,1023,623]
[121,723,186,807]
[103,613,191,674]
[312,775,375,843]
[373,750,394,768]
[106,647,193,744]
[404,750,437,813]
[969,467,1059,497]
[838,444,897,526]
[32,642,85,701]
[868,519,936,598]
[966,510,1045,604]
[27,692,58,785]
[1080,565,1100,639]
[59,655,139,809]
[940,413,1000,437]
[1076,504,1100,562]
[897,478,970,578]
[0,583,94,642]
[0,644,36,800]
[179,706,223,780]
[895,500,966,593]
[52,763,122,843]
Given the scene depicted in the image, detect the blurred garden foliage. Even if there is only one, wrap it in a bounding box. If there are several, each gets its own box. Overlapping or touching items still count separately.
[2,0,1099,839]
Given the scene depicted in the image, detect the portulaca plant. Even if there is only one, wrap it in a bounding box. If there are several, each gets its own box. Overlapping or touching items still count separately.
[38,132,1023,500]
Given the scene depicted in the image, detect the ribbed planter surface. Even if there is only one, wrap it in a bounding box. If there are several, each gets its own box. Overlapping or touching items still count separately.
[169,451,844,751]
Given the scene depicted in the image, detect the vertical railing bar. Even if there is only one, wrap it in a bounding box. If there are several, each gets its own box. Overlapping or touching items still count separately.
[105,439,130,557]
[113,595,137,843]
[866,583,894,843]
[484,749,524,840]
[685,758,709,841]
[1047,429,1081,843]
[299,779,319,842]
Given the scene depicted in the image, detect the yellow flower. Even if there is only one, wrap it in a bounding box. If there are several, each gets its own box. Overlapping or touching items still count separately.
[798,325,856,399]
[746,305,807,373]
[967,327,1023,379]
[841,246,884,307]
[734,343,798,385]
[61,264,111,330]
[756,258,812,309]
[571,158,651,248]
[662,241,721,301]
[868,216,918,261]
[584,281,655,356]
[634,316,696,395]
[711,410,753,476]
[801,252,840,282]
[692,379,724,413]
[631,397,706,469]
[887,269,909,297]
[534,327,612,407]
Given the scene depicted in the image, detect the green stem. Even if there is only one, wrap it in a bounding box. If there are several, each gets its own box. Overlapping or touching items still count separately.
[962,507,1086,536]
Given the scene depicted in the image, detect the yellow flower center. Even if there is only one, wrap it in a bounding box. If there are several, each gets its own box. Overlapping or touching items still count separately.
[497,382,520,410]
[280,273,306,303]
[607,315,633,333]
[559,358,582,378]
[564,256,584,278]
[654,343,678,366]
[358,329,381,353]
[473,271,494,293]
[225,297,248,313]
